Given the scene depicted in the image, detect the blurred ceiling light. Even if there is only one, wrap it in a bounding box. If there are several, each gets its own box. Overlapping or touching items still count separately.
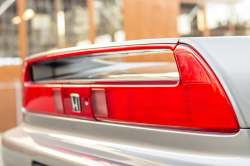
[95,34,112,44]
[12,16,21,24]
[77,39,91,46]
[57,11,65,36]
[23,9,35,21]
[197,10,205,31]
[177,14,191,35]
[236,0,250,24]
[114,30,125,42]
[57,11,66,48]
[206,3,229,29]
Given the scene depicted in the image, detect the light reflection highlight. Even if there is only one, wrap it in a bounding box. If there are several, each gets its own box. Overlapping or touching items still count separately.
[104,72,179,78]
[49,134,237,160]
[35,146,109,166]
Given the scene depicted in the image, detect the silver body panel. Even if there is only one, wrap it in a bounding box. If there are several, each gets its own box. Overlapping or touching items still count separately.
[3,110,250,166]
[3,37,250,165]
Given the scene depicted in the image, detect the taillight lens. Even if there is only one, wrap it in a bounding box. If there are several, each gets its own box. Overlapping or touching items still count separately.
[92,88,108,117]
[174,45,239,132]
[52,89,64,113]
[23,44,239,133]
[176,53,211,84]
[92,45,239,132]
[23,84,65,115]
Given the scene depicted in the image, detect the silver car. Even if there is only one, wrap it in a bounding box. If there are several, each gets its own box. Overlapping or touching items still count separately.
[2,37,250,166]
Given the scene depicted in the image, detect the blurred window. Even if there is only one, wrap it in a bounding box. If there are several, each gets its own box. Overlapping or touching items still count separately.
[179,0,250,37]
[93,0,124,44]
[63,0,89,47]
[26,0,57,55]
[0,0,19,58]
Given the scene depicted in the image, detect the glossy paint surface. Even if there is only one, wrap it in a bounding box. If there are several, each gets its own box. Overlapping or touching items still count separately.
[2,111,250,166]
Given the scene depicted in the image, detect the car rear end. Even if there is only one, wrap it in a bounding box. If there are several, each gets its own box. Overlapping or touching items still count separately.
[2,37,250,166]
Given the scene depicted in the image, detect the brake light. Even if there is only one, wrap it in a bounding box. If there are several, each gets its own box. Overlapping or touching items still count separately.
[174,45,239,132]
[22,44,239,133]
[92,89,108,117]
[22,45,174,118]
[176,53,211,83]
[92,45,239,132]
[23,84,65,115]
[52,89,64,113]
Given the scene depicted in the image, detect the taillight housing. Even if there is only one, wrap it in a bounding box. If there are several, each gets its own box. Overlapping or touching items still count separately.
[173,45,239,132]
[22,44,240,133]
[92,44,239,133]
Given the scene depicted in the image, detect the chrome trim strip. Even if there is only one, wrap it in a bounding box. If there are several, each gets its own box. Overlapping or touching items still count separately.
[63,85,91,88]
[24,83,63,88]
[44,84,63,88]
[32,80,96,84]
[33,78,179,84]
[90,83,179,88]
[25,83,179,88]
[22,107,237,137]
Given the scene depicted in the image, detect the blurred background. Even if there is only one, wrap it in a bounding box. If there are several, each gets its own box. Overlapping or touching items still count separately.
[0,0,250,132]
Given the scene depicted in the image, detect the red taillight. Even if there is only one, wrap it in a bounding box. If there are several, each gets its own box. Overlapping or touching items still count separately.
[91,89,108,117]
[92,45,239,132]
[23,84,65,115]
[23,44,239,133]
[174,45,239,132]
[176,53,211,84]
[52,89,64,113]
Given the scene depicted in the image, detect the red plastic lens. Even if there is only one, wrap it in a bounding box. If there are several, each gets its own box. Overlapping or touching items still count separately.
[23,44,239,133]
[176,53,211,84]
[52,89,64,113]
[174,45,239,131]
[23,84,65,115]
[92,89,108,117]
[92,45,239,132]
